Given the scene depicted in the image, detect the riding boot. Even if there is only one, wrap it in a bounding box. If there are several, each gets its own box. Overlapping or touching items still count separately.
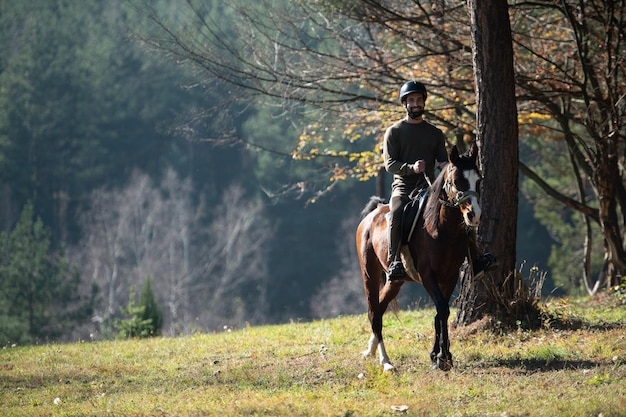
[473,253,497,279]
[387,194,406,281]
[468,230,497,279]
[387,259,405,281]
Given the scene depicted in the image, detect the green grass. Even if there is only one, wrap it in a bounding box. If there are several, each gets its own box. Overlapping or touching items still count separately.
[1,298,625,416]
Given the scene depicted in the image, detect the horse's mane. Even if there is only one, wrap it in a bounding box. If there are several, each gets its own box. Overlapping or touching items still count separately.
[423,169,446,237]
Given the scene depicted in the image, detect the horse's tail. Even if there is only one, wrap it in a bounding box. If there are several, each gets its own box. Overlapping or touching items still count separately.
[360,196,386,219]
[391,298,400,315]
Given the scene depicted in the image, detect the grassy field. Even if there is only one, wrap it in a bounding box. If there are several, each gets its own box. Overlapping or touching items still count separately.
[1,297,625,417]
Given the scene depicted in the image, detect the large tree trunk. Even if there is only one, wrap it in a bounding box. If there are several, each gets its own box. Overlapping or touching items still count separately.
[596,134,626,287]
[455,0,521,326]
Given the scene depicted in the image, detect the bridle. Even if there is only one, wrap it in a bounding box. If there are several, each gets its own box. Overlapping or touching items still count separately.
[441,165,480,208]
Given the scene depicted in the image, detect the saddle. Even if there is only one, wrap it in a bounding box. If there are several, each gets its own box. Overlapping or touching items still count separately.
[401,188,429,244]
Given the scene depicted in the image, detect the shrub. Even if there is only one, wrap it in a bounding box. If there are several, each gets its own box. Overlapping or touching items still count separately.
[115,278,163,338]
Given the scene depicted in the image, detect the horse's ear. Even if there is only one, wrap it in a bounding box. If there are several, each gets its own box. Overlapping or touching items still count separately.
[450,146,460,164]
[468,142,479,159]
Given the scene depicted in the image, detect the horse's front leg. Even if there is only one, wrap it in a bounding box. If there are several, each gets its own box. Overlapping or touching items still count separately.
[430,316,441,367]
[436,311,453,371]
[425,281,453,371]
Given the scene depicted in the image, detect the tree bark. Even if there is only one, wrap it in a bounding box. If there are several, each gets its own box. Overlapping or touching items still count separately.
[456,0,520,325]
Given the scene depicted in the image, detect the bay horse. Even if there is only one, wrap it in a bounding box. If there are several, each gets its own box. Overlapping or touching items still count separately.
[356,143,481,371]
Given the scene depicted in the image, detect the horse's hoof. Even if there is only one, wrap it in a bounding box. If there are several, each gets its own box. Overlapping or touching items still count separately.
[436,353,453,371]
[361,349,373,359]
[383,362,395,372]
[438,358,453,371]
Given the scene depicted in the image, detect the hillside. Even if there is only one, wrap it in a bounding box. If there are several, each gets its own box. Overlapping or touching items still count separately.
[1,298,625,417]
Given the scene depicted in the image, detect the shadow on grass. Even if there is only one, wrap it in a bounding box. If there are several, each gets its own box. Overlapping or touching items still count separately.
[545,314,625,332]
[488,358,601,372]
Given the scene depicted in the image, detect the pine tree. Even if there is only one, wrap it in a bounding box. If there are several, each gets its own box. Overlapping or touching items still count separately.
[0,203,74,344]
[115,279,163,338]
[139,277,163,337]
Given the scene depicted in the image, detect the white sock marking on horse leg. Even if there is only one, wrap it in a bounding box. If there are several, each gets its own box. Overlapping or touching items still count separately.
[378,340,395,371]
[362,334,378,358]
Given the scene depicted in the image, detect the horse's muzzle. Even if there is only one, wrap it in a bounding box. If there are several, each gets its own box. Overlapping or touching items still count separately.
[462,200,481,227]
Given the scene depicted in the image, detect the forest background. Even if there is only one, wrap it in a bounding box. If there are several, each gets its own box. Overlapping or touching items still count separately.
[0,0,617,345]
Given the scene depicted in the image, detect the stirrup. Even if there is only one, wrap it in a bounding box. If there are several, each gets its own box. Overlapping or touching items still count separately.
[472,253,497,279]
[386,261,405,281]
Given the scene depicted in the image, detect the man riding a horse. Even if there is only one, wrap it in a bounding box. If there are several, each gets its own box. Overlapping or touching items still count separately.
[356,80,496,371]
[383,80,494,281]
[357,143,483,371]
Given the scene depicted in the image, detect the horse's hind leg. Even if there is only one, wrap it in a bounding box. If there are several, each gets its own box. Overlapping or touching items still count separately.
[361,257,382,358]
[362,333,378,358]
[365,279,403,372]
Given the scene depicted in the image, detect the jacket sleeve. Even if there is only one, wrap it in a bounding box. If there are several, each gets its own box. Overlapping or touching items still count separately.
[435,130,448,163]
[383,126,413,176]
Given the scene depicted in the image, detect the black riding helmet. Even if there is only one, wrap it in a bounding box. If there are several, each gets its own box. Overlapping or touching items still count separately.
[399,81,428,103]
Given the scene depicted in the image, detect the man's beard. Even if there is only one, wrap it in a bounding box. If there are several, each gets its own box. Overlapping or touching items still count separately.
[407,108,424,119]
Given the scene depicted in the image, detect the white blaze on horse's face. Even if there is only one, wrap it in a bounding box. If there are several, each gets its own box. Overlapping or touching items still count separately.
[462,169,482,227]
